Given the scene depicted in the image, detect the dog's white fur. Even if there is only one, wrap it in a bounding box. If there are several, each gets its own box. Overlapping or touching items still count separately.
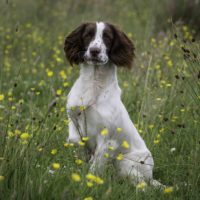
[85,22,108,65]
[66,22,162,186]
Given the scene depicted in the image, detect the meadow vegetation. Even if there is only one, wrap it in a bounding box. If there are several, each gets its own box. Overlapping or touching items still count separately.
[0,0,200,199]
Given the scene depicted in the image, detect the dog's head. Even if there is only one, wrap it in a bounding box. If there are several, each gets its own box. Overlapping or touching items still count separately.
[64,22,135,68]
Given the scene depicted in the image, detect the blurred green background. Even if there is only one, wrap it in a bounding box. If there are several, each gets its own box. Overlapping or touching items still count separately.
[1,0,200,40]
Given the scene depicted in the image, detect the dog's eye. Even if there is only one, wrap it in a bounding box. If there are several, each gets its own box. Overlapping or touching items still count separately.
[84,31,94,39]
[103,32,112,40]
[103,32,112,47]
[83,31,94,46]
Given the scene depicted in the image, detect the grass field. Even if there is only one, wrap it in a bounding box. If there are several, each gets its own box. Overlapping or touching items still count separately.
[0,0,200,199]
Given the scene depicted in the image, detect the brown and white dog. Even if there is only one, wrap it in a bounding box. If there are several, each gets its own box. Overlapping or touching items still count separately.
[64,22,162,187]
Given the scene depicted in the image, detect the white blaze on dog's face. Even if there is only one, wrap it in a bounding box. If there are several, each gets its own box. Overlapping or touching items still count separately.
[64,22,135,68]
[84,22,108,65]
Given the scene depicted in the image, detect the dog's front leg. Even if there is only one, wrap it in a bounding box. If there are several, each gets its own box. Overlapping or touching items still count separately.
[67,119,81,143]
[90,138,118,174]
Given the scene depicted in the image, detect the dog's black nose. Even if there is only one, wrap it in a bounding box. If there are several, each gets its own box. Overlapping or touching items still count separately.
[90,47,100,57]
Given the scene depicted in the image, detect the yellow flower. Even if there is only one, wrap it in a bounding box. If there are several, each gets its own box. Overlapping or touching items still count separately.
[116,153,123,161]
[101,128,108,136]
[52,163,60,170]
[166,83,172,87]
[159,128,165,133]
[20,133,30,140]
[64,142,74,147]
[18,99,24,104]
[59,70,67,79]
[182,25,188,32]
[123,81,129,88]
[82,137,89,142]
[64,119,69,125]
[51,149,57,155]
[63,143,69,148]
[15,129,21,135]
[151,38,156,43]
[70,106,75,111]
[157,134,161,139]
[94,176,104,184]
[63,82,69,87]
[164,187,173,194]
[11,106,16,110]
[86,173,104,184]
[79,106,85,111]
[116,127,122,133]
[78,141,85,146]
[84,197,93,200]
[37,147,43,152]
[155,64,160,70]
[167,60,173,67]
[86,173,96,181]
[86,181,93,187]
[0,94,4,101]
[136,181,147,190]
[108,146,114,151]
[138,129,143,133]
[0,176,5,181]
[75,159,83,165]
[104,153,109,158]
[38,80,45,86]
[121,140,129,149]
[172,116,178,120]
[55,57,62,63]
[56,89,62,96]
[148,124,154,129]
[60,107,65,112]
[154,139,160,144]
[8,131,14,138]
[161,80,166,85]
[47,70,53,77]
[170,41,175,46]
[71,173,81,182]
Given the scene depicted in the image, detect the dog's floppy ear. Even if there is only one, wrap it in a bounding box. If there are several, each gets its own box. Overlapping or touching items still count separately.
[109,24,135,69]
[64,23,87,65]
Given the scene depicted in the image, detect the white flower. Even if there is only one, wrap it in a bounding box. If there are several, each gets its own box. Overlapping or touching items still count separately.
[170,147,176,153]
[48,170,55,174]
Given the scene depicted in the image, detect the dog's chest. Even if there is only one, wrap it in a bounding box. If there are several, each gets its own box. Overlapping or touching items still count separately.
[67,77,118,123]
[67,66,119,110]
[67,78,120,143]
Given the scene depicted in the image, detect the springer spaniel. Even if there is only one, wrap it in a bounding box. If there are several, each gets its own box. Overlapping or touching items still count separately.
[64,22,162,187]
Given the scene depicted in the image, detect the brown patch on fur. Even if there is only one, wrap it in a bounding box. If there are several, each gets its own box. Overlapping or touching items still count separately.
[64,23,94,65]
[107,23,135,69]
[102,25,114,51]
[64,23,86,65]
